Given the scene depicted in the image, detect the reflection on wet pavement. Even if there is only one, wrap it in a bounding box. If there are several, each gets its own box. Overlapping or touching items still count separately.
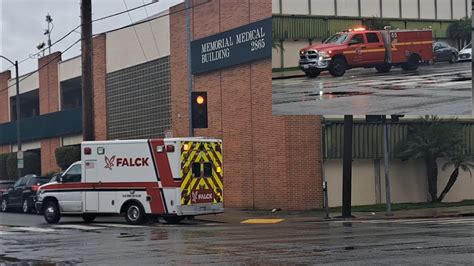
[272,63,472,115]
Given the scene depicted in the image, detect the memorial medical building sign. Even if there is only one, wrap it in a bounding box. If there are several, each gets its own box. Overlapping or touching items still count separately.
[191,18,272,74]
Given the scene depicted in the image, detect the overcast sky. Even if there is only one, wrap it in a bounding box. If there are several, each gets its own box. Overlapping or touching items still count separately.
[0,0,182,75]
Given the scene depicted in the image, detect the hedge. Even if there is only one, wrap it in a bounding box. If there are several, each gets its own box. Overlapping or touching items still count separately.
[55,146,80,171]
[6,152,41,179]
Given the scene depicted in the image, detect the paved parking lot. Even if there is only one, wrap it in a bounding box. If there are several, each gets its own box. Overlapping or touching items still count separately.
[272,62,472,115]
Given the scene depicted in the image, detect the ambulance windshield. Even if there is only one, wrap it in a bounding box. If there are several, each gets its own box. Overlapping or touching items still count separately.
[324,33,350,44]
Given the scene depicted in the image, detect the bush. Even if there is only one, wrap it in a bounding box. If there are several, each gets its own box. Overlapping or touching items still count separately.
[55,146,80,171]
[0,153,10,180]
[6,152,41,179]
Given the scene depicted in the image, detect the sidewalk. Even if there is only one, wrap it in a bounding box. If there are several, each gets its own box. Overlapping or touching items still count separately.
[272,70,306,79]
[196,205,474,224]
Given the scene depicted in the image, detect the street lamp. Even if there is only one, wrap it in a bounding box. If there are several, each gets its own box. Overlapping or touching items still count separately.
[0,55,22,179]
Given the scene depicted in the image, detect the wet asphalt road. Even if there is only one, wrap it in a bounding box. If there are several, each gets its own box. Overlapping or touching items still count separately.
[1,212,473,265]
[272,62,472,115]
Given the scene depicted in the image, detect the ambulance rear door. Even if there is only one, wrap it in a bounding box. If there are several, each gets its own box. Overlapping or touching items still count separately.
[180,140,223,209]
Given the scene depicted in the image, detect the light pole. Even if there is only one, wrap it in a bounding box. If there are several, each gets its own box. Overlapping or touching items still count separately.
[0,55,22,179]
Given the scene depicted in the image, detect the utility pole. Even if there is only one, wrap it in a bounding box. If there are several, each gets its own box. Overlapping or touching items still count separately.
[81,0,94,141]
[0,56,22,178]
[45,14,54,55]
[383,116,393,216]
[342,115,353,218]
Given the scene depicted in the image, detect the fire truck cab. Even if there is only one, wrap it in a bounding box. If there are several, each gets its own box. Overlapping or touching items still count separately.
[299,27,434,78]
[36,138,223,225]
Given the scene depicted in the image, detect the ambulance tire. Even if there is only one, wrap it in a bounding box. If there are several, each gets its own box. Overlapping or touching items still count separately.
[82,213,97,223]
[329,57,346,77]
[401,55,420,71]
[305,70,320,78]
[375,64,392,73]
[43,201,61,224]
[163,216,185,224]
[124,201,146,225]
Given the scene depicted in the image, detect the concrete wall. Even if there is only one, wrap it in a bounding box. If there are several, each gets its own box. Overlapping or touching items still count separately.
[8,71,39,96]
[325,159,474,207]
[106,12,170,74]
[282,40,311,68]
[59,56,81,82]
[274,0,471,19]
[311,0,336,15]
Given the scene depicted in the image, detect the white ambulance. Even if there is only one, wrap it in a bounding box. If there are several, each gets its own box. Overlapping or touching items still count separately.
[35,138,223,224]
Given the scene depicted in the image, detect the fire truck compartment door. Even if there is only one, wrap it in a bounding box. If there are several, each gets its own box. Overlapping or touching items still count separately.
[83,160,99,212]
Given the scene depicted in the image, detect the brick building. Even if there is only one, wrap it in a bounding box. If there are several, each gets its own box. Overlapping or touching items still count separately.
[0,0,324,210]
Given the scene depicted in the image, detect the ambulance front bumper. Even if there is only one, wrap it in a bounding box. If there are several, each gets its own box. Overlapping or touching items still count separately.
[179,203,224,216]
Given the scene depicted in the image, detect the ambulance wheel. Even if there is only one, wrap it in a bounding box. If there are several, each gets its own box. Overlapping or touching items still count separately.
[329,57,346,77]
[43,201,60,224]
[375,64,392,73]
[401,55,420,71]
[305,70,320,78]
[163,216,185,224]
[82,213,96,223]
[124,202,145,225]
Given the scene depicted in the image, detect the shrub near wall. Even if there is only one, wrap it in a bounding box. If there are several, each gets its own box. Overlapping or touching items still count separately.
[55,146,80,171]
[6,152,41,179]
[0,153,10,180]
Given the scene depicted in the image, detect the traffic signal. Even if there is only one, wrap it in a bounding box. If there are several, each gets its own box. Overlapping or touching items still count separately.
[191,92,208,128]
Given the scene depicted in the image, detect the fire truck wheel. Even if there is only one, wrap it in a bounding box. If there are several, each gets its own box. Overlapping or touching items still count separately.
[43,201,61,224]
[401,55,420,71]
[305,71,320,78]
[329,57,346,77]
[163,216,185,224]
[124,202,145,225]
[82,213,97,223]
[449,54,457,64]
[375,64,392,73]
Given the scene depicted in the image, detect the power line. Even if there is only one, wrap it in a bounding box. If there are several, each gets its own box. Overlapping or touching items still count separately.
[122,0,148,61]
[7,0,159,70]
[1,38,82,93]
[143,0,161,58]
[2,0,213,89]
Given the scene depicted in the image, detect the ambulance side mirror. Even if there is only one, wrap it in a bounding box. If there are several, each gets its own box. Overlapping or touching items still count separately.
[57,176,63,183]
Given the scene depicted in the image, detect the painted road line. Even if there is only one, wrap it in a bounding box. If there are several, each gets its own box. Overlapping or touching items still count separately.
[11,227,56,233]
[53,224,105,230]
[93,223,147,228]
[240,219,284,224]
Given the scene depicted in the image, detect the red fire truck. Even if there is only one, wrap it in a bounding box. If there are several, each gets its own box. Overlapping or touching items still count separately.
[35,138,223,224]
[299,27,434,78]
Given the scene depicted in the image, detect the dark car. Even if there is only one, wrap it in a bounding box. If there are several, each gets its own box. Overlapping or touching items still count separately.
[0,175,50,213]
[0,180,15,201]
[433,42,459,63]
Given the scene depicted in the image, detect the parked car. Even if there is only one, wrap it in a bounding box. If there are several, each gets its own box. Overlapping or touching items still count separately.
[433,42,459,63]
[457,43,471,62]
[0,175,50,213]
[0,180,15,201]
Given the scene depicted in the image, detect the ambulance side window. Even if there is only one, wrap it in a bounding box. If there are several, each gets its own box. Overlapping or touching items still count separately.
[63,165,81,183]
[366,33,379,43]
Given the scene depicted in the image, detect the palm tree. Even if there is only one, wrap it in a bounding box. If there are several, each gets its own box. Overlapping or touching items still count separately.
[397,116,464,202]
[438,155,474,202]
